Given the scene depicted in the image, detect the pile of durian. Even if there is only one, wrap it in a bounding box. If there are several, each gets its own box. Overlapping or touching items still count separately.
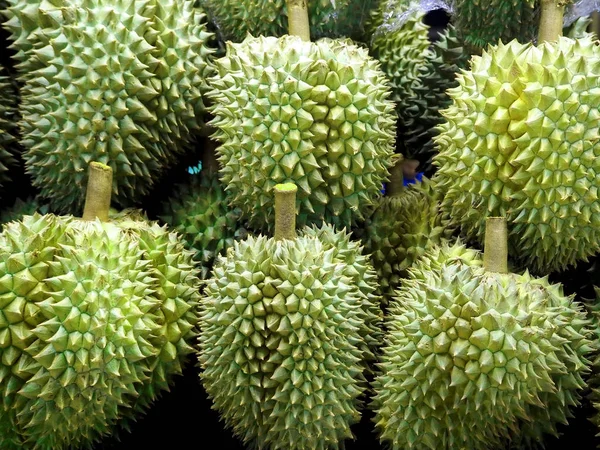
[2,0,600,448]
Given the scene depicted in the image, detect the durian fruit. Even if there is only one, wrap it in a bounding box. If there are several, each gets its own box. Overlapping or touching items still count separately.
[199,0,376,43]
[402,25,470,172]
[199,183,382,450]
[367,0,430,115]
[372,217,594,449]
[0,196,49,228]
[0,162,201,449]
[358,159,454,303]
[208,34,396,232]
[0,70,18,194]
[14,0,214,214]
[452,0,538,52]
[433,35,600,274]
[159,144,248,280]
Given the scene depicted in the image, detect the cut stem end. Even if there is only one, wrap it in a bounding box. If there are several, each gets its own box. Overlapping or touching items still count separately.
[483,217,508,274]
[274,183,298,241]
[82,162,113,222]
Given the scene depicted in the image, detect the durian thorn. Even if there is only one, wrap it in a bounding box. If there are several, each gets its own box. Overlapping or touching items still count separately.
[286,0,310,41]
[386,154,406,198]
[202,136,220,175]
[82,162,113,222]
[274,183,298,241]
[537,0,564,44]
[483,217,508,274]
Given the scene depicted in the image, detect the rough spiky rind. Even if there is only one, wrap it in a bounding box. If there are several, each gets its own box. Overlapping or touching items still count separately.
[0,197,50,228]
[16,0,214,214]
[208,35,396,232]
[453,0,538,52]
[358,178,453,302]
[159,171,247,280]
[367,1,430,116]
[199,228,380,449]
[402,26,470,171]
[142,0,215,143]
[299,224,383,366]
[200,0,376,43]
[372,242,593,450]
[0,72,18,192]
[0,213,200,449]
[433,36,600,274]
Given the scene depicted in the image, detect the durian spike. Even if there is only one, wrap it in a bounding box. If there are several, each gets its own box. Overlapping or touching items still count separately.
[274,183,298,241]
[538,0,565,43]
[483,217,508,274]
[386,154,405,197]
[202,137,220,175]
[286,0,310,41]
[82,162,113,222]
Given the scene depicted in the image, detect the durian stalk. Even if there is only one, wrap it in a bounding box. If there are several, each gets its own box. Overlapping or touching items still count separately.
[386,156,405,197]
[202,138,220,175]
[287,0,310,41]
[82,162,113,222]
[592,11,600,39]
[483,217,508,274]
[538,0,564,43]
[274,183,298,241]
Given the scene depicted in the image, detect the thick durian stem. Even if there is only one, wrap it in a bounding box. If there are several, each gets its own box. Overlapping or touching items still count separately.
[82,162,113,222]
[592,11,600,39]
[483,217,508,274]
[274,183,298,241]
[286,0,310,41]
[203,138,220,175]
[537,0,564,43]
[387,158,405,197]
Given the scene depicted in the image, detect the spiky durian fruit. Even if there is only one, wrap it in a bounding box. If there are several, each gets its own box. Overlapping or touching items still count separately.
[367,0,430,113]
[372,241,593,449]
[208,35,396,232]
[402,25,470,172]
[0,164,201,449]
[358,178,453,302]
[433,36,600,274]
[452,0,538,52]
[159,170,247,280]
[15,0,214,214]
[200,0,376,43]
[199,183,382,450]
[0,71,18,193]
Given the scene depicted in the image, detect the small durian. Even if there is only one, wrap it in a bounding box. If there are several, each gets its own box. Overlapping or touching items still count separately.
[159,144,247,280]
[358,159,453,303]
[372,217,594,449]
[0,163,201,449]
[199,183,382,450]
[0,197,49,228]
[433,36,600,273]
[208,34,396,232]
[0,70,18,195]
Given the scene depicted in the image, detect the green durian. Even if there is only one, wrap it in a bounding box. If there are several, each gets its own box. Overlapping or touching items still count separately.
[199,183,382,450]
[0,163,201,449]
[372,235,593,449]
[208,34,396,232]
[358,175,454,303]
[200,0,376,43]
[16,0,214,214]
[403,25,470,172]
[159,168,247,280]
[433,36,600,274]
[452,0,538,52]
